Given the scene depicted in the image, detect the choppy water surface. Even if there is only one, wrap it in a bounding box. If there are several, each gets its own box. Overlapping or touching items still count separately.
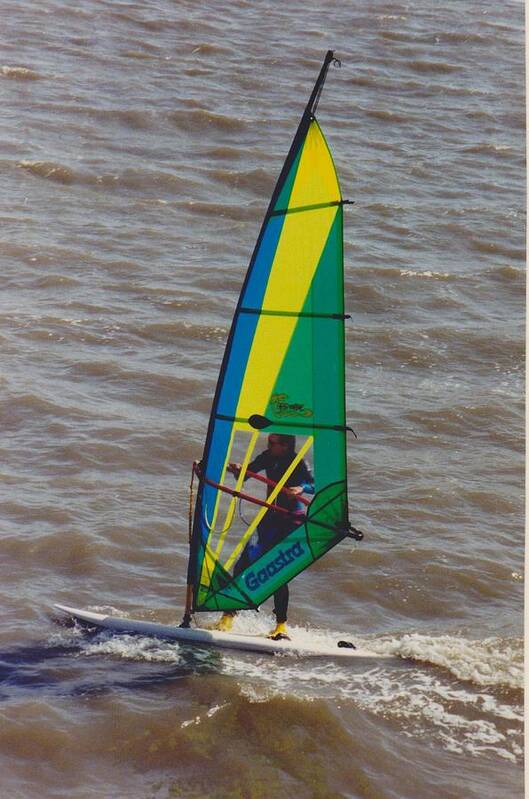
[0,1,524,797]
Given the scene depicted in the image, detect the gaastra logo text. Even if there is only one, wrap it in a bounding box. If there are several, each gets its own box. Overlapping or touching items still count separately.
[244,541,305,592]
[270,393,313,419]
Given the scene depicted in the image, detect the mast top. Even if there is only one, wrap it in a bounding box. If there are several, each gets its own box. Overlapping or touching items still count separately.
[304,50,340,119]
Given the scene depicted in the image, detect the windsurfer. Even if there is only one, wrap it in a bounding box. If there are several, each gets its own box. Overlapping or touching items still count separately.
[215,433,314,640]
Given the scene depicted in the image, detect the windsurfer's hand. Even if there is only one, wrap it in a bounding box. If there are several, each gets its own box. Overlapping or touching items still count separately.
[284,486,303,497]
[227,463,241,476]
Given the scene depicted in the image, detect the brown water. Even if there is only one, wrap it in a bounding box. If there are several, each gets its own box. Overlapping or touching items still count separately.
[0,1,524,797]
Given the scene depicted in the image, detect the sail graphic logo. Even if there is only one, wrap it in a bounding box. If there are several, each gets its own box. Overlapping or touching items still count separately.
[270,393,313,419]
[244,541,305,592]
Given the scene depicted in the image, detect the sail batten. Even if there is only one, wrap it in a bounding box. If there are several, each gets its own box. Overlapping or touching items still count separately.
[239,308,347,320]
[270,199,344,217]
[187,52,350,614]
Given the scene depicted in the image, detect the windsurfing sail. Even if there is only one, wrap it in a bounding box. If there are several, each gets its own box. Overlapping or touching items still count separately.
[184,50,360,619]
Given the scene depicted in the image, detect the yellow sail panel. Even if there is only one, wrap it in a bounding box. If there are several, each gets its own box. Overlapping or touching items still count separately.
[236,121,340,418]
[262,206,338,312]
[286,120,340,209]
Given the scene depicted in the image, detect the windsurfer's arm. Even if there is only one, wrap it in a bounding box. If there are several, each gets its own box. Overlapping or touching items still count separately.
[283,485,304,497]
[247,452,267,474]
[284,482,314,497]
[228,452,267,479]
[289,460,314,495]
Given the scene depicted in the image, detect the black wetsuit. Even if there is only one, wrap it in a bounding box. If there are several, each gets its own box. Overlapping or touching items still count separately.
[235,450,314,622]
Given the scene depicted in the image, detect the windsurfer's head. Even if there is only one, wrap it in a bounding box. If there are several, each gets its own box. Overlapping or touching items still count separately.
[267,434,296,456]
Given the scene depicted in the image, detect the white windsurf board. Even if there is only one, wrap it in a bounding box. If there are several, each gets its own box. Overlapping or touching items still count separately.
[54,604,394,660]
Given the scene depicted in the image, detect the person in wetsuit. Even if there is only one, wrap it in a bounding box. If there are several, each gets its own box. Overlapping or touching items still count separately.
[215,433,314,640]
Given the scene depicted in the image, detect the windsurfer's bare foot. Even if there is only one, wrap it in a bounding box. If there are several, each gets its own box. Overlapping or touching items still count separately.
[267,621,290,641]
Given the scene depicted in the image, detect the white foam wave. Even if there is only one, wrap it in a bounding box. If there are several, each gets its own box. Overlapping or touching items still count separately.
[63,615,522,763]
[372,633,523,689]
[83,633,186,663]
[400,269,451,279]
[181,702,229,729]
[221,655,522,763]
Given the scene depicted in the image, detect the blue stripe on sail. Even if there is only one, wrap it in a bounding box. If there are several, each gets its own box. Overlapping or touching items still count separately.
[241,214,285,316]
[196,148,304,560]
[199,215,288,544]
[201,420,230,539]
[212,214,286,454]
[216,313,259,417]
